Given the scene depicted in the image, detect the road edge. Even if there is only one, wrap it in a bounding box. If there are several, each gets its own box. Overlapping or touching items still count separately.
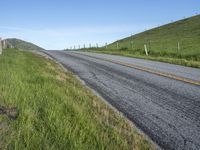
[34,50,161,150]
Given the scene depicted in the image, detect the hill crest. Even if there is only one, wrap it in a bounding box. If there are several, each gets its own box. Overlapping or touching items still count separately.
[2,38,45,51]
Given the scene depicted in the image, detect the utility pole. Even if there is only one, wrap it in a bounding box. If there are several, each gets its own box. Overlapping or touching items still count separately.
[0,37,2,55]
[96,43,98,48]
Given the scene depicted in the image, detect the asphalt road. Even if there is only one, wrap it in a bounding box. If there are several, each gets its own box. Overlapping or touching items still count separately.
[45,50,200,150]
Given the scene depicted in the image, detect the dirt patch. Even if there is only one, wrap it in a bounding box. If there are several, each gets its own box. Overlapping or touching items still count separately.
[0,106,19,120]
[56,72,67,81]
[0,106,18,148]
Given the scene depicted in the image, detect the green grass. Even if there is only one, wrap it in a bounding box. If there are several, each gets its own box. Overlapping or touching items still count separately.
[0,49,156,150]
[82,15,200,68]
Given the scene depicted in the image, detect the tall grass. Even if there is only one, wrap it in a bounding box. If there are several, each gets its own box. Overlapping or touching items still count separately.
[0,49,155,150]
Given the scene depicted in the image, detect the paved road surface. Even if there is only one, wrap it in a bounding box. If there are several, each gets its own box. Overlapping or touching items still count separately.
[45,50,200,150]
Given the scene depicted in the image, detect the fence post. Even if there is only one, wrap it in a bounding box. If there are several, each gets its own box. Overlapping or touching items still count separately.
[131,41,133,49]
[144,44,148,56]
[2,39,5,49]
[149,40,151,51]
[105,43,108,49]
[131,34,134,49]
[177,42,180,51]
[0,38,2,55]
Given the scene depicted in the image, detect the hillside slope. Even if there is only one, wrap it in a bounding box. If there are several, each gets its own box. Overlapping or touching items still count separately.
[83,15,200,68]
[109,15,200,60]
[3,38,45,51]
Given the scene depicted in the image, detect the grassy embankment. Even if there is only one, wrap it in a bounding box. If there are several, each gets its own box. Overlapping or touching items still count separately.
[82,15,200,68]
[0,49,156,150]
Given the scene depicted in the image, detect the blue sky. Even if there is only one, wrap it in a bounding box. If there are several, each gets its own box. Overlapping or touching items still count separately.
[0,0,199,50]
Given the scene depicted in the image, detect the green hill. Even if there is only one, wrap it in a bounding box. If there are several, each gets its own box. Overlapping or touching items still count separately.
[84,15,200,68]
[3,38,45,51]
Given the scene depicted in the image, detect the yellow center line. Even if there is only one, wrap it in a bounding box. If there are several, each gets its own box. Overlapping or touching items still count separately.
[74,52,200,86]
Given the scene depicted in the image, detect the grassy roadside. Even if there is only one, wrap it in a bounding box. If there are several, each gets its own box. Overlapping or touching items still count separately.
[0,49,156,150]
[81,49,200,68]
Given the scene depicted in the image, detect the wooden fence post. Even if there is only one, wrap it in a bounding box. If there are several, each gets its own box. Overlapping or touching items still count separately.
[131,41,133,49]
[0,38,2,55]
[105,43,108,49]
[177,42,180,51]
[144,44,148,56]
